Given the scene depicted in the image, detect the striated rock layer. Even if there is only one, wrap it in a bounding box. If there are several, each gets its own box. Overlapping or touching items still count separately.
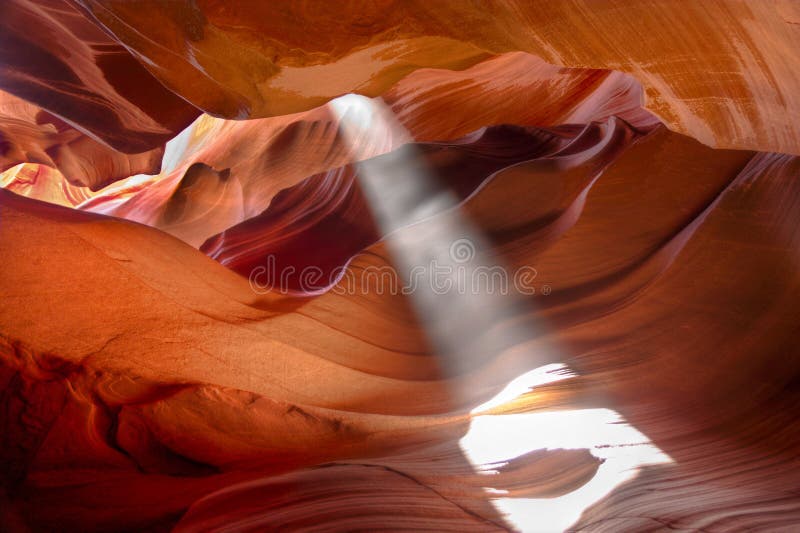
[0,90,164,190]
[2,118,800,531]
[77,53,656,247]
[201,119,643,293]
[1,2,800,532]
[0,0,796,185]
[0,0,200,188]
[73,0,800,154]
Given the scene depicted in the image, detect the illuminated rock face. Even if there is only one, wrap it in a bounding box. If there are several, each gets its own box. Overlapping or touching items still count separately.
[1,2,800,533]
[0,0,200,188]
[59,53,656,247]
[0,90,168,190]
[75,0,800,154]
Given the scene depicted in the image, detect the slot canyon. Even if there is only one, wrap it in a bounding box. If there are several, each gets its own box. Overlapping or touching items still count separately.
[1,1,800,531]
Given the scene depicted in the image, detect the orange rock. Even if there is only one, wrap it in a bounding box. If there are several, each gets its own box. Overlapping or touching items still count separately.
[0,91,165,190]
[77,0,800,153]
[2,124,799,531]
[0,0,200,187]
[2,2,800,531]
[76,53,655,247]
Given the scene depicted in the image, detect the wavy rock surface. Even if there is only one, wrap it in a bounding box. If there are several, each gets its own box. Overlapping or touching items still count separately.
[0,0,200,187]
[201,120,641,293]
[66,53,656,247]
[2,118,799,531]
[76,0,800,154]
[2,2,800,532]
[0,164,91,208]
[0,90,166,190]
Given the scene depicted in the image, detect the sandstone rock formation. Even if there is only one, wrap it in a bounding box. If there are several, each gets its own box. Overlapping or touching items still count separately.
[1,2,799,532]
[0,0,199,187]
[75,0,800,154]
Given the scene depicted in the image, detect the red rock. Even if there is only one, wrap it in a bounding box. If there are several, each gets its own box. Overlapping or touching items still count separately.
[0,0,200,188]
[1,2,800,531]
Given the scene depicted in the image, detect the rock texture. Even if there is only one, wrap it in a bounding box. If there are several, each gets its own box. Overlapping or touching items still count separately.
[76,0,800,154]
[1,2,800,532]
[75,53,656,247]
[0,163,90,208]
[0,90,164,189]
[200,119,644,293]
[0,0,199,187]
[2,122,800,530]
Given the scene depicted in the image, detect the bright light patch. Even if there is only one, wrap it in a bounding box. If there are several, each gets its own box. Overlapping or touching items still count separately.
[460,368,673,532]
[471,363,573,414]
[332,94,674,532]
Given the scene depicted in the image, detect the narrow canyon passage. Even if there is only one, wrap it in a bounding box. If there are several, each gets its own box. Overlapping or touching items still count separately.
[1,1,800,531]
